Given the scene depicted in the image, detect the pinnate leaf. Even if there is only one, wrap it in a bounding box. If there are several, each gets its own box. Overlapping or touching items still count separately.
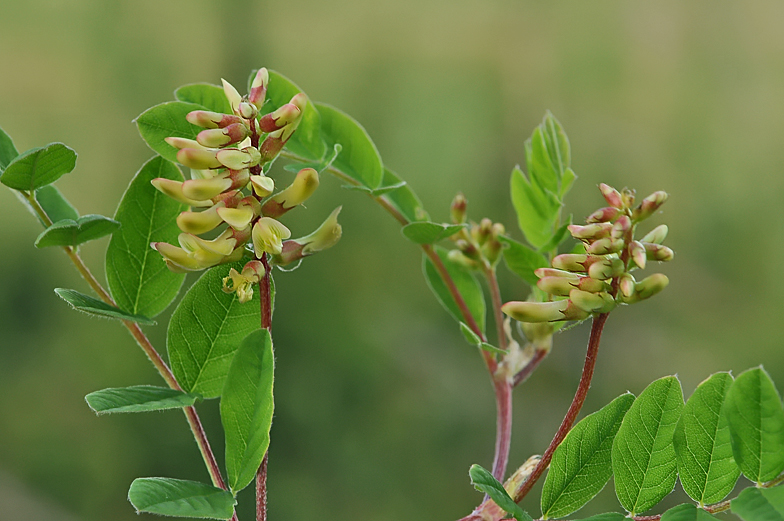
[673,372,740,504]
[105,156,186,318]
[541,392,635,519]
[659,504,720,521]
[54,288,155,325]
[35,185,79,223]
[732,485,784,521]
[135,101,204,163]
[221,329,275,494]
[0,125,19,170]
[35,215,119,248]
[85,385,200,414]
[402,221,466,244]
[612,375,684,515]
[422,246,485,333]
[175,83,233,114]
[725,366,784,483]
[168,263,260,399]
[0,143,76,191]
[499,236,549,286]
[128,477,235,519]
[470,464,533,521]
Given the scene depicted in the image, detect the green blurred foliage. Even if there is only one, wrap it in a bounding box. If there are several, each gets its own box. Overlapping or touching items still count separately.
[1,1,783,520]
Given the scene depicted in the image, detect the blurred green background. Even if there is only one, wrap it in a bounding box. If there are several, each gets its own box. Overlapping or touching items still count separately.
[1,1,783,520]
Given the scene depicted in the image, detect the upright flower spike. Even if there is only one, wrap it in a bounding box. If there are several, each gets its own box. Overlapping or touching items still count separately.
[261,168,319,217]
[252,217,291,257]
[248,68,269,109]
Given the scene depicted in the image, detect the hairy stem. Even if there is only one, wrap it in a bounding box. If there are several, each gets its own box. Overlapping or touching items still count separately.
[512,313,609,503]
[257,253,273,521]
[491,378,513,482]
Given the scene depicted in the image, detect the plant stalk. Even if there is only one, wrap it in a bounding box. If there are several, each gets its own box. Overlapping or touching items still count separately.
[257,253,273,521]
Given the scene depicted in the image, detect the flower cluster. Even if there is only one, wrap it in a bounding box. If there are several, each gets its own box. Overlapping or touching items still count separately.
[502,183,673,323]
[447,192,505,270]
[149,68,342,302]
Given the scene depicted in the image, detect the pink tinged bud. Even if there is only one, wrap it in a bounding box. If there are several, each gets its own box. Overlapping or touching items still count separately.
[237,101,258,120]
[586,207,622,224]
[576,277,613,293]
[196,123,250,148]
[151,242,205,272]
[250,175,275,197]
[263,168,319,216]
[569,289,616,314]
[259,104,301,132]
[259,134,285,161]
[150,178,213,207]
[289,92,307,113]
[186,110,244,129]
[249,68,269,108]
[181,176,232,200]
[619,273,636,299]
[177,148,222,170]
[502,300,571,323]
[599,183,624,209]
[447,249,480,269]
[630,240,647,269]
[535,268,579,279]
[228,169,251,191]
[221,79,242,114]
[537,276,578,296]
[569,223,613,240]
[456,239,481,261]
[586,238,624,255]
[636,273,669,299]
[217,206,255,230]
[552,254,589,272]
[216,147,261,170]
[643,242,674,262]
[611,215,631,239]
[633,191,669,221]
[298,206,343,255]
[252,217,291,257]
[587,257,624,280]
[165,136,207,151]
[450,193,467,224]
[492,223,505,237]
[176,203,225,235]
[640,224,668,245]
[482,239,503,266]
[213,189,242,208]
[622,189,636,209]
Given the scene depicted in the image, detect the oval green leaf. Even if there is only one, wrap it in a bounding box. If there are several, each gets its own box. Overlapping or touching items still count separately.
[612,375,684,515]
[85,385,200,415]
[315,102,383,189]
[128,477,235,519]
[175,83,233,114]
[499,236,549,286]
[54,288,155,325]
[469,464,533,521]
[402,222,466,244]
[168,263,260,398]
[221,329,275,494]
[541,392,635,519]
[105,156,186,318]
[725,366,784,483]
[673,372,740,505]
[35,185,79,223]
[510,165,560,250]
[135,101,205,163]
[0,143,76,191]
[0,125,19,170]
[660,504,720,521]
[35,215,119,248]
[731,485,784,521]
[378,167,428,222]
[422,245,485,333]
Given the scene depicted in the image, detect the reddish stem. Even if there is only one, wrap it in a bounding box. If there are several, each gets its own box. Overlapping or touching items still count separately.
[491,378,513,482]
[257,253,273,521]
[512,348,549,388]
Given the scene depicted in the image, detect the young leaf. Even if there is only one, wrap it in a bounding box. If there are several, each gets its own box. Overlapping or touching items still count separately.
[725,366,784,483]
[35,185,79,223]
[422,246,485,333]
[401,222,466,244]
[659,504,720,521]
[135,101,204,163]
[480,343,507,355]
[612,375,684,515]
[379,167,429,222]
[54,288,155,325]
[315,102,384,189]
[499,236,549,286]
[175,83,233,114]
[470,464,533,521]
[673,372,740,505]
[35,215,120,248]
[168,263,260,399]
[0,143,77,191]
[541,392,636,519]
[128,477,235,519]
[510,166,560,250]
[460,322,482,345]
[0,125,19,170]
[105,156,186,318]
[85,385,200,415]
[731,485,784,521]
[221,329,275,494]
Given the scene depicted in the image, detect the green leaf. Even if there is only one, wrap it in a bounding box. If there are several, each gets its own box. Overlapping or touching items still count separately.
[732,485,784,521]
[422,246,485,333]
[572,514,627,521]
[378,167,429,222]
[135,101,205,163]
[0,125,19,171]
[510,166,560,249]
[128,478,235,519]
[659,504,720,521]
[541,392,635,519]
[673,372,740,505]
[560,167,577,199]
[85,385,200,414]
[54,288,155,325]
[470,464,533,521]
[480,343,507,355]
[221,330,275,494]
[0,143,77,191]
[263,70,326,161]
[725,366,784,483]
[168,263,260,399]
[542,111,571,181]
[315,102,384,189]
[402,222,466,244]
[499,236,549,286]
[35,185,79,223]
[105,156,186,318]
[284,143,342,174]
[612,375,684,515]
[539,218,573,253]
[460,322,482,345]
[35,215,119,248]
[175,83,233,114]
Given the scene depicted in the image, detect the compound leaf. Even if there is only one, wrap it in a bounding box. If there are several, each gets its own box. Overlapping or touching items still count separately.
[85,385,200,415]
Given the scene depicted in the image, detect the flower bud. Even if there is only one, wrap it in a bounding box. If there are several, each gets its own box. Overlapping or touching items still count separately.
[151,178,213,207]
[216,147,261,170]
[456,239,481,261]
[534,268,579,280]
[482,239,503,266]
[177,148,222,170]
[569,289,616,314]
[633,191,668,221]
[502,300,570,323]
[252,217,291,256]
[165,136,208,150]
[181,176,233,201]
[599,183,624,208]
[450,193,467,224]
[295,206,343,255]
[491,223,505,238]
[152,242,205,272]
[636,273,669,299]
[640,224,668,245]
[217,206,255,230]
[213,189,243,208]
[186,110,244,129]
[228,169,250,191]
[630,240,646,269]
[587,257,624,280]
[261,168,319,217]
[222,79,242,114]
[586,237,624,255]
[250,175,275,197]
[259,104,301,133]
[537,276,610,297]
[643,242,674,262]
[237,101,258,120]
[249,68,269,108]
[621,188,636,209]
[552,254,605,273]
[259,133,285,162]
[196,123,250,148]
[619,273,636,299]
[586,207,622,224]
[569,223,612,240]
[176,203,225,234]
[611,215,631,239]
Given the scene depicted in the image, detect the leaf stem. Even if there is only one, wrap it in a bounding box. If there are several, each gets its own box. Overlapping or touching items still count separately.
[257,253,273,521]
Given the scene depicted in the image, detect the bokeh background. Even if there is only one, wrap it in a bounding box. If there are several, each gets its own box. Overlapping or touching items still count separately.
[1,1,783,520]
